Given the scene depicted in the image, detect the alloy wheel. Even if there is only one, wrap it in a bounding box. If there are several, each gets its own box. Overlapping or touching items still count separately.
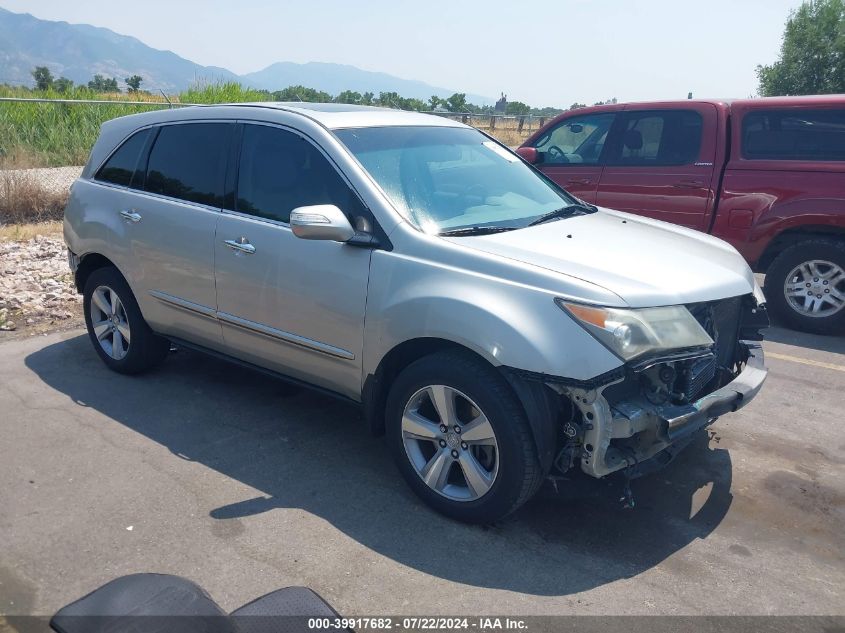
[401,385,499,501]
[89,285,131,360]
[783,259,845,318]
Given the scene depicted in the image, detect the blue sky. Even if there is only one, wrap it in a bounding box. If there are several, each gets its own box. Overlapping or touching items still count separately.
[3,0,802,107]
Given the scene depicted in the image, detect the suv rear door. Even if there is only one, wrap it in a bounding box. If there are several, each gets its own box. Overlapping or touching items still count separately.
[596,104,719,230]
[95,121,232,350]
[213,122,372,399]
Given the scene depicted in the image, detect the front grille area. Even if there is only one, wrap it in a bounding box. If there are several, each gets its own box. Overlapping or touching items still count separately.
[678,354,717,401]
[687,296,743,371]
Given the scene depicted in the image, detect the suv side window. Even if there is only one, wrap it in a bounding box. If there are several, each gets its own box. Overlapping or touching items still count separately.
[95,128,151,188]
[742,109,845,161]
[608,110,702,166]
[144,123,231,207]
[235,124,364,223]
[534,113,615,165]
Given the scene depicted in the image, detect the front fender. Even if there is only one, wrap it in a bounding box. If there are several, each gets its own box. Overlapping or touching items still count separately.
[362,250,623,384]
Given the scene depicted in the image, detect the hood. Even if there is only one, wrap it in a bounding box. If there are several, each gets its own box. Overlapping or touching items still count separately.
[443,208,756,308]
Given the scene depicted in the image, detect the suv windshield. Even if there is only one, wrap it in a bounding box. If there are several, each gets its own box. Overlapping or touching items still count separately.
[335,126,580,234]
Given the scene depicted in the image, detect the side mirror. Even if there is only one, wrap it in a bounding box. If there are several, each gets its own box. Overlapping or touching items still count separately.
[290,204,356,242]
[516,146,539,164]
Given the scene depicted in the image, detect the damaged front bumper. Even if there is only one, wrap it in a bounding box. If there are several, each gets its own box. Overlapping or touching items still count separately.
[556,342,767,478]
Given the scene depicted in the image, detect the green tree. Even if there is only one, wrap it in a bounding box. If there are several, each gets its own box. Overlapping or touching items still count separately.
[54,77,74,93]
[757,0,845,96]
[31,66,54,91]
[88,75,120,92]
[271,85,331,102]
[428,95,441,110]
[335,90,362,104]
[361,91,374,106]
[568,102,586,110]
[505,100,531,115]
[445,92,467,113]
[125,75,143,92]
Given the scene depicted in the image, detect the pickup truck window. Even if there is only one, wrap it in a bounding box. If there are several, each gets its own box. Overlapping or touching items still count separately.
[742,109,845,161]
[534,113,615,165]
[607,110,702,166]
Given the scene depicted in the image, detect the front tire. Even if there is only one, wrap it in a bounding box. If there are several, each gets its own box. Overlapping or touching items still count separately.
[764,239,845,335]
[83,267,169,374]
[386,350,543,524]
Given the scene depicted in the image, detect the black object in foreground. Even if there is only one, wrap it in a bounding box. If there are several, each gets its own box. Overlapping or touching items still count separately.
[50,573,348,633]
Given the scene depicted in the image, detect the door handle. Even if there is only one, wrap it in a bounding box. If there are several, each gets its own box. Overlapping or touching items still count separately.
[673,179,705,189]
[119,209,142,223]
[224,238,256,255]
[567,178,592,186]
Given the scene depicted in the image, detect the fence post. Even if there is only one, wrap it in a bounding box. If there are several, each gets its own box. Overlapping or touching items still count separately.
[518,117,525,133]
[539,117,546,128]
[490,115,496,130]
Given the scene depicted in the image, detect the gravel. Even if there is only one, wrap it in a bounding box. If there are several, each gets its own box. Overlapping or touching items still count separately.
[0,236,81,333]
[0,166,86,333]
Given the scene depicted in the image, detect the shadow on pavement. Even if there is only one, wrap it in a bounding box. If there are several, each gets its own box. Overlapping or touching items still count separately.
[763,325,845,355]
[26,334,733,596]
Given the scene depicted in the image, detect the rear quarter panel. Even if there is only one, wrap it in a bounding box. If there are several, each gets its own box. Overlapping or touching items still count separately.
[712,97,845,268]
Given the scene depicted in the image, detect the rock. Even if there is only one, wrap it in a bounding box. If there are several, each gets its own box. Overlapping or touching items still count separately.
[0,321,16,331]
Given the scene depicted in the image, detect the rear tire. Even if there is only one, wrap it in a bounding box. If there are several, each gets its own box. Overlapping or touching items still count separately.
[764,239,845,335]
[386,350,543,524]
[83,267,169,374]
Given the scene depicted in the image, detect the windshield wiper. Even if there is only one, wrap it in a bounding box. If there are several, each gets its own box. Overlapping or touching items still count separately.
[527,203,595,227]
[438,226,519,237]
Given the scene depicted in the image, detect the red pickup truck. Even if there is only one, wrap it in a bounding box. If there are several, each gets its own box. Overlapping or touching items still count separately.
[517,95,845,335]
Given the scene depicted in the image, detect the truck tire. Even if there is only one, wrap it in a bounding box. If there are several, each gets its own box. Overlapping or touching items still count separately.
[764,238,845,335]
[385,349,543,524]
[83,267,170,374]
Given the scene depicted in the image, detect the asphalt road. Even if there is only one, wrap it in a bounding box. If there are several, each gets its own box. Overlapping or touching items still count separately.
[0,326,843,617]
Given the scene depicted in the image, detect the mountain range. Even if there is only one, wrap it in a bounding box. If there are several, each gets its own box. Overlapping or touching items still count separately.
[0,6,491,103]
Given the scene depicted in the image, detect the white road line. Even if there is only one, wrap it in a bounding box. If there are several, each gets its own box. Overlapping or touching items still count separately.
[767,351,845,373]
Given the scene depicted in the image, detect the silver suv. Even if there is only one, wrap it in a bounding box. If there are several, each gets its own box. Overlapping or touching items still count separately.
[64,103,768,523]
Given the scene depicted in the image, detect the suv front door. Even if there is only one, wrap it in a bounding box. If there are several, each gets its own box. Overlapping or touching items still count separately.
[596,105,719,230]
[528,111,617,202]
[213,123,372,399]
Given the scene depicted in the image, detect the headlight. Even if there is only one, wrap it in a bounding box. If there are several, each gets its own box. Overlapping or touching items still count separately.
[556,299,714,361]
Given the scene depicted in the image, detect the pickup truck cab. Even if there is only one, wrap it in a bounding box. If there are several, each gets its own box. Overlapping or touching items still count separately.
[518,96,845,335]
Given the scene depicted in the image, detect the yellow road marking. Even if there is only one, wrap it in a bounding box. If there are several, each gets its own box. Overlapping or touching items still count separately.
[767,351,845,372]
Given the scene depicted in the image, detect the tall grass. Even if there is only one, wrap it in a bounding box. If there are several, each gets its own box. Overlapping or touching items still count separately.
[0,82,533,169]
[0,85,172,167]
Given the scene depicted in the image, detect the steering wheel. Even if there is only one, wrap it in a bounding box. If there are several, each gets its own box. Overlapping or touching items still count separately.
[546,145,569,163]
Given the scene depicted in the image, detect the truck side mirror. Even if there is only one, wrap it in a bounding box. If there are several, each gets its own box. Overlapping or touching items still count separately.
[516,147,539,164]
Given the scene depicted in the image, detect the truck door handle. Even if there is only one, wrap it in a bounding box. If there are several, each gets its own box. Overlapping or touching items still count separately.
[673,179,705,189]
[224,238,256,255]
[566,178,592,186]
[119,209,142,223]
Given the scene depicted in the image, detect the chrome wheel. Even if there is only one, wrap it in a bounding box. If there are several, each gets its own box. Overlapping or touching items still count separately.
[89,285,131,360]
[401,385,499,501]
[783,259,845,318]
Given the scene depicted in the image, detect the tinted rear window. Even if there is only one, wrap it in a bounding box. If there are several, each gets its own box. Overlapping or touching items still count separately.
[742,109,845,161]
[145,123,231,206]
[95,129,151,188]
